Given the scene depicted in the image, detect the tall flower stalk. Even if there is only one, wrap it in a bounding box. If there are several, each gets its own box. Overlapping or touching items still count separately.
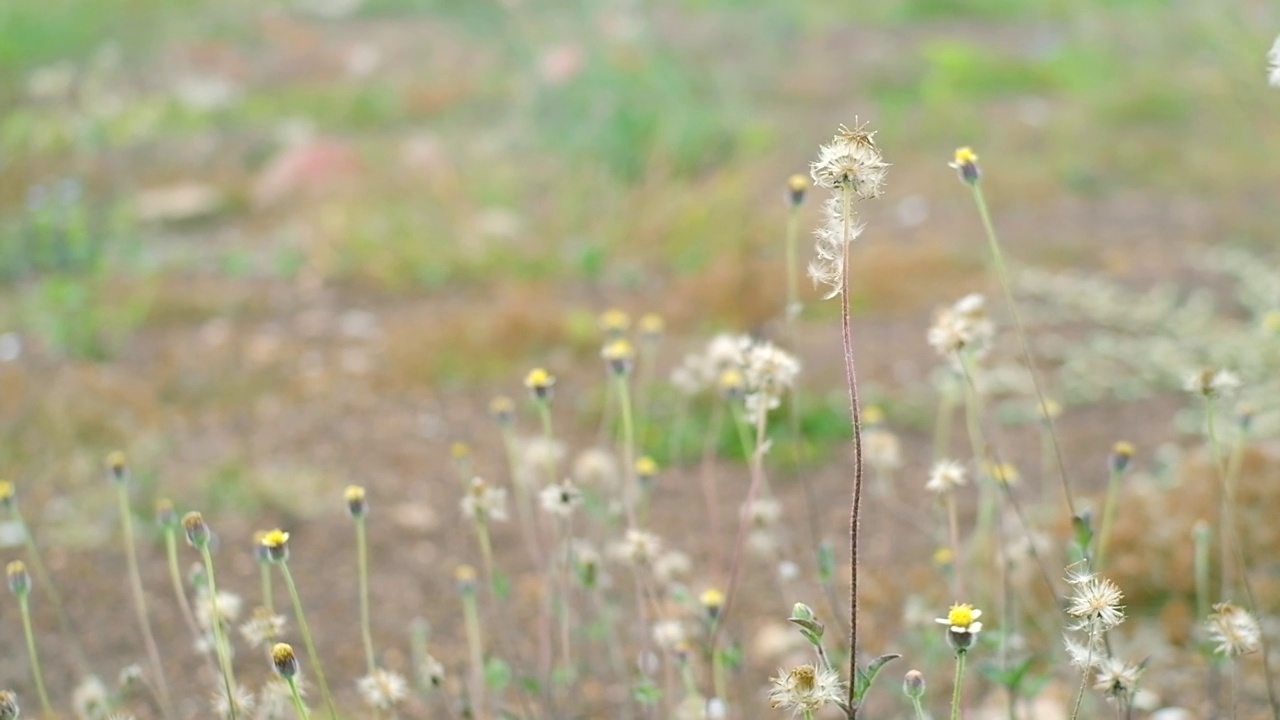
[808,122,888,714]
[261,528,338,720]
[949,149,1076,521]
[346,486,378,675]
[108,453,174,720]
[7,561,52,718]
[182,512,241,720]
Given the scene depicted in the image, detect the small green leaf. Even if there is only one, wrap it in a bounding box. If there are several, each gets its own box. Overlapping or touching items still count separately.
[853,653,901,705]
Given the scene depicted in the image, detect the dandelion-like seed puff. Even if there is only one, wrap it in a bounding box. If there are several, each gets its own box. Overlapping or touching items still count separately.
[807,123,889,298]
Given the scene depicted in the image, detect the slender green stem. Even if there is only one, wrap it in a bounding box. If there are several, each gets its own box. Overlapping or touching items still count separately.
[615,374,638,527]
[968,183,1075,520]
[945,491,964,601]
[287,677,311,720]
[115,483,173,719]
[950,652,968,720]
[1096,468,1123,570]
[199,545,240,720]
[163,529,204,648]
[279,562,338,720]
[711,648,727,707]
[802,710,816,720]
[911,696,928,720]
[356,516,377,675]
[261,561,275,613]
[11,505,91,675]
[1205,400,1232,598]
[785,206,801,320]
[462,590,487,720]
[18,594,52,718]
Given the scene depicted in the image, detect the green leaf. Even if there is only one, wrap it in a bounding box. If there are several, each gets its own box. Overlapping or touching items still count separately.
[852,653,901,705]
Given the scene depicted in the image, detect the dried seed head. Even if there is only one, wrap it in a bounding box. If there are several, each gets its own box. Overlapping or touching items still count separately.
[0,480,13,510]
[1206,602,1261,656]
[261,528,290,563]
[1184,367,1241,398]
[358,669,409,710]
[524,367,556,401]
[271,642,300,679]
[949,146,981,184]
[768,663,844,713]
[926,461,967,495]
[6,560,29,596]
[0,690,17,720]
[106,451,128,482]
[1109,441,1135,474]
[1066,574,1126,632]
[787,173,809,207]
[810,123,888,198]
[345,485,368,518]
[182,512,211,548]
[488,396,516,426]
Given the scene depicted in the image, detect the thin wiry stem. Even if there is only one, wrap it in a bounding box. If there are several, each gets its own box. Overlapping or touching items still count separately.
[18,594,52,717]
[356,515,377,675]
[287,677,311,720]
[966,183,1075,520]
[461,588,487,720]
[279,562,338,720]
[115,483,174,719]
[163,528,215,674]
[836,184,866,716]
[10,504,92,676]
[614,373,639,527]
[949,652,968,720]
[1096,466,1124,571]
[199,544,240,720]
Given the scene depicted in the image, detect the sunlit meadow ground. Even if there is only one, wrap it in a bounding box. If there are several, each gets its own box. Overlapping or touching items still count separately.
[2,0,1280,718]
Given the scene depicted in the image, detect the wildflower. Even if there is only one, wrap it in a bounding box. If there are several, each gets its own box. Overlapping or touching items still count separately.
[862,405,886,426]
[489,396,516,426]
[118,664,143,690]
[932,546,954,568]
[717,368,745,400]
[639,313,665,341]
[0,480,13,510]
[271,643,300,679]
[1066,574,1125,631]
[611,529,663,567]
[455,565,478,594]
[1184,367,1241,398]
[949,146,981,184]
[598,308,630,337]
[1109,441,1135,474]
[768,663,844,715]
[1206,602,1261,656]
[1237,402,1257,431]
[810,122,888,198]
[6,560,29,596]
[787,173,809,207]
[1269,34,1280,87]
[240,607,287,648]
[0,690,16,720]
[182,512,211,548]
[700,588,725,620]
[450,442,470,461]
[105,450,128,482]
[154,498,177,529]
[742,340,800,414]
[195,590,244,631]
[984,462,1019,486]
[524,367,555,401]
[538,479,582,518]
[344,485,367,518]
[460,477,508,522]
[635,456,659,486]
[1093,657,1143,698]
[357,669,408,710]
[260,529,290,563]
[925,461,967,495]
[601,338,636,375]
[936,603,983,652]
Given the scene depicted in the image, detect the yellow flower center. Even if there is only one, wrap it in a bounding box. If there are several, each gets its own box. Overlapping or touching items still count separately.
[948,604,976,627]
[700,588,725,609]
[524,368,553,389]
[262,529,289,548]
[954,147,978,165]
